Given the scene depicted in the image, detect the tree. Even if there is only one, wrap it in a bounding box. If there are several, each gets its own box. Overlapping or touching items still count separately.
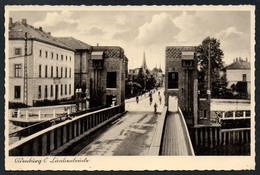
[196,37,229,98]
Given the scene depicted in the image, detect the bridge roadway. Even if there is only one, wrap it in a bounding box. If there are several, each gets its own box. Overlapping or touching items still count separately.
[77,89,164,155]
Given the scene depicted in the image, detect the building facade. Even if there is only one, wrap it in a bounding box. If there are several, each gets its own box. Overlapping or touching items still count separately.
[86,46,127,109]
[165,46,199,125]
[9,18,75,106]
[57,37,92,93]
[226,58,251,96]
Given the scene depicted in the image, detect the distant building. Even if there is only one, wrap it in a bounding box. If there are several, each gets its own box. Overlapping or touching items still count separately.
[8,18,75,106]
[226,57,250,96]
[151,64,164,87]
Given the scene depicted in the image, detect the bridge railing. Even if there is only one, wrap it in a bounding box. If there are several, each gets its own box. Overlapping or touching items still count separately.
[9,105,123,156]
[217,110,251,121]
[178,107,195,156]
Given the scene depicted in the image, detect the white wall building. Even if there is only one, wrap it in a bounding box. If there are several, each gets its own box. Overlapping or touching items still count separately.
[226,58,251,95]
[9,18,75,106]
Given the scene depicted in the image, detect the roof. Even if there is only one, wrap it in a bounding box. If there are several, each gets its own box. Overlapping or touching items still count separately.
[57,37,91,50]
[226,61,250,70]
[9,21,75,51]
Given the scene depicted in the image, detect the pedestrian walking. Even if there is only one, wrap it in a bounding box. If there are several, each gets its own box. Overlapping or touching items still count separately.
[154,102,158,114]
[136,96,139,104]
[149,96,153,106]
[159,96,162,105]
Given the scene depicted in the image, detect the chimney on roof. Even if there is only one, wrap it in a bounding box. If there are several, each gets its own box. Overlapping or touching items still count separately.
[9,17,13,26]
[97,43,99,47]
[22,19,27,25]
[246,57,248,62]
[39,27,43,31]
[47,32,51,35]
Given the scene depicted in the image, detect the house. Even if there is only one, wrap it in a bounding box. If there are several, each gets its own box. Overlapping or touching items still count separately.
[226,57,251,96]
[8,18,75,106]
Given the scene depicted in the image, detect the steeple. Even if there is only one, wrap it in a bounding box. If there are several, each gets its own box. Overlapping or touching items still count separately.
[142,51,147,70]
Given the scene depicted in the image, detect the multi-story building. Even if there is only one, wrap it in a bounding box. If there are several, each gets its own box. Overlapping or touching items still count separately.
[8,18,75,106]
[226,57,251,96]
[57,37,91,93]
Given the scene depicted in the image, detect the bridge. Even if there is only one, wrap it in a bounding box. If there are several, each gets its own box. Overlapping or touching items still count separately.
[9,89,194,156]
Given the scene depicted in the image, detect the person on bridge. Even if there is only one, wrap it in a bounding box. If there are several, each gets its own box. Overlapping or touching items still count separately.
[159,95,162,105]
[136,96,139,104]
[154,102,158,114]
[149,96,153,106]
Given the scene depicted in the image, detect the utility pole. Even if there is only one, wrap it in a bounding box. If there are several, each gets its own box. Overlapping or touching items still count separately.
[24,32,28,105]
[207,42,211,122]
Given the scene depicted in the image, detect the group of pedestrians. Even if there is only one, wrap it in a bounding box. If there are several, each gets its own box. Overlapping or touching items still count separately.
[135,89,163,114]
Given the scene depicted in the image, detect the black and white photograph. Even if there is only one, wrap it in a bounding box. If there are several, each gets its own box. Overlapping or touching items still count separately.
[5,5,255,170]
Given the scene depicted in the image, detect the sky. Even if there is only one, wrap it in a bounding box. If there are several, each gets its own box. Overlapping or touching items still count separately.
[9,7,253,72]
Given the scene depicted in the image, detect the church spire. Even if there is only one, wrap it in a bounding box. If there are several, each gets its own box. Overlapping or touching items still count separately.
[142,51,147,70]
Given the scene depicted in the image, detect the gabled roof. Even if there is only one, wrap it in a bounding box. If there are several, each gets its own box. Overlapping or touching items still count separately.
[57,37,91,50]
[9,21,75,51]
[226,61,250,70]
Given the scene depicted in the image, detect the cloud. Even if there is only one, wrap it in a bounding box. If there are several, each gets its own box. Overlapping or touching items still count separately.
[88,26,105,35]
[115,15,126,25]
[216,27,244,40]
[135,13,179,45]
[172,12,206,44]
[33,11,78,33]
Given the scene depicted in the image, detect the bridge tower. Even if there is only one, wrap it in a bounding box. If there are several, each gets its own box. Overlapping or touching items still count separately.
[165,46,198,125]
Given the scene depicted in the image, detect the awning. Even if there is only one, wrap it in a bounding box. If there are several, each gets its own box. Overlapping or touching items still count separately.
[181,51,194,60]
[91,51,103,60]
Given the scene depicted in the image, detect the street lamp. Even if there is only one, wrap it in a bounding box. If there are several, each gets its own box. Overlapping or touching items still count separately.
[196,42,212,122]
[75,88,82,111]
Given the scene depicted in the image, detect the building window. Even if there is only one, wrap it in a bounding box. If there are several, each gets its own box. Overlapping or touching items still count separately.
[39,50,42,57]
[39,65,42,78]
[14,64,22,77]
[61,84,63,96]
[44,85,48,98]
[50,85,53,97]
[65,84,67,95]
[65,68,67,78]
[243,74,247,82]
[38,86,41,99]
[168,72,178,89]
[14,86,21,99]
[14,48,22,55]
[69,84,71,95]
[51,52,54,59]
[61,55,63,61]
[51,66,53,78]
[45,65,48,78]
[107,72,117,88]
[45,51,48,58]
[56,53,58,60]
[70,56,71,62]
[69,68,71,78]
[56,67,59,78]
[61,67,63,78]
[66,56,67,61]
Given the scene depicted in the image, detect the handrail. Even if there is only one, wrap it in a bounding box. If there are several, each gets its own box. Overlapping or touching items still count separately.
[178,107,195,156]
[9,105,122,155]
[148,106,168,155]
[9,105,107,138]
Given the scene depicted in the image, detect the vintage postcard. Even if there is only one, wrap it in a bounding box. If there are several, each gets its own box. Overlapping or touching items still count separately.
[5,5,255,171]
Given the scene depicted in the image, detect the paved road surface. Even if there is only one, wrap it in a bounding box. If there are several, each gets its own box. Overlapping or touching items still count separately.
[77,89,165,156]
